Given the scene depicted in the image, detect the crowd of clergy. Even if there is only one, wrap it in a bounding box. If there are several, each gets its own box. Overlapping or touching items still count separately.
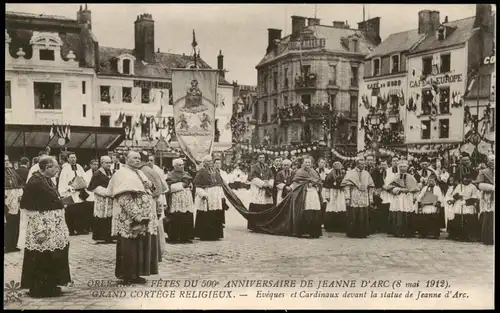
[3,147,495,299]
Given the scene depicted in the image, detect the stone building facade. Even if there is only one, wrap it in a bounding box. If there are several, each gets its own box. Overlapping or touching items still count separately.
[254,15,380,154]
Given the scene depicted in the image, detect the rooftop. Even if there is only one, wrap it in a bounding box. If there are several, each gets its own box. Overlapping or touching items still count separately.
[6,11,75,21]
[257,24,377,68]
[98,47,232,84]
[410,16,476,54]
[367,29,425,59]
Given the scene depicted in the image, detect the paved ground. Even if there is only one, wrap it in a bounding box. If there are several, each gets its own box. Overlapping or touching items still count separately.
[4,209,494,309]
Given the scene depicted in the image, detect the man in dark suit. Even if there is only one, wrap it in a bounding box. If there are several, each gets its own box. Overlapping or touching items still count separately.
[270,157,282,204]
[16,157,30,183]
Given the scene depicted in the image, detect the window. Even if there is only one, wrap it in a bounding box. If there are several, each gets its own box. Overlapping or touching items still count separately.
[349,126,357,143]
[262,101,268,123]
[351,66,358,87]
[141,88,150,104]
[34,82,61,110]
[391,55,400,73]
[349,95,358,118]
[421,89,433,114]
[351,39,358,52]
[100,86,111,102]
[284,68,289,88]
[439,87,450,114]
[123,59,131,75]
[329,94,336,108]
[5,81,11,109]
[491,108,496,132]
[437,25,445,40]
[303,65,311,76]
[100,115,110,127]
[421,120,431,139]
[440,54,451,73]
[82,81,86,94]
[390,123,399,132]
[329,65,337,85]
[122,87,132,103]
[439,119,449,138]
[373,59,380,76]
[39,49,55,61]
[82,104,87,118]
[272,99,278,120]
[263,74,268,92]
[125,116,133,129]
[273,71,278,91]
[422,57,432,75]
[301,94,311,105]
[283,95,288,106]
[141,117,151,139]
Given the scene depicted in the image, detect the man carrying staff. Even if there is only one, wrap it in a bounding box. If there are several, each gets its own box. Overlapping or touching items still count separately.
[95,151,159,285]
[87,156,114,244]
[165,158,195,243]
[193,155,225,241]
[340,157,375,238]
[247,153,274,231]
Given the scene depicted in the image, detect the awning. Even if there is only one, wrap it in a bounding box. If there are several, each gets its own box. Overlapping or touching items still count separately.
[4,124,125,150]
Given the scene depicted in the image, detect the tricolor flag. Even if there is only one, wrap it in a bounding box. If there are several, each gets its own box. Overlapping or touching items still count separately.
[49,123,55,139]
[192,30,198,48]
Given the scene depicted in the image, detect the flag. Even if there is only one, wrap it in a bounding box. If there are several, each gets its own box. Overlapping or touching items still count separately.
[66,125,71,141]
[49,123,54,139]
[192,30,198,48]
[172,69,219,165]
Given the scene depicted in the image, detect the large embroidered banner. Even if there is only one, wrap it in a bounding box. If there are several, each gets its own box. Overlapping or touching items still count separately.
[172,69,219,165]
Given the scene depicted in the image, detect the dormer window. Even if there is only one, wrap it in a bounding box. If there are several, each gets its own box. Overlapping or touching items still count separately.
[40,49,55,61]
[391,54,400,73]
[123,59,131,74]
[437,25,445,40]
[372,58,381,76]
[117,54,135,75]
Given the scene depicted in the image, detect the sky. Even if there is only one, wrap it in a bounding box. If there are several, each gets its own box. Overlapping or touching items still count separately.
[6,3,482,85]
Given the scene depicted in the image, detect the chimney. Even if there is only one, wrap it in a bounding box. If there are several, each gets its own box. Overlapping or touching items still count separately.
[308,18,320,26]
[76,4,92,29]
[134,14,155,63]
[474,4,492,30]
[418,10,440,35]
[333,21,346,29]
[266,28,282,54]
[218,50,225,79]
[291,16,307,36]
[357,17,381,44]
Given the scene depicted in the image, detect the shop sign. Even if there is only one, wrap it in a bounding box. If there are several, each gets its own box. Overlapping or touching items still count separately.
[133,80,171,90]
[409,73,463,88]
[367,79,402,89]
[484,56,496,65]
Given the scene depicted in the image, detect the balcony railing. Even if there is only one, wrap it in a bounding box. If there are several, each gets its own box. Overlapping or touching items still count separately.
[294,73,317,89]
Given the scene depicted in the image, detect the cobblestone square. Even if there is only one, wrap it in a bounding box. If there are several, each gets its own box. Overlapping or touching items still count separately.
[4,211,494,309]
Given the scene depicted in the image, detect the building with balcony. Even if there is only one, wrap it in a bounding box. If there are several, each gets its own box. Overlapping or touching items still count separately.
[95,12,233,156]
[232,83,258,143]
[5,8,124,161]
[358,17,427,151]
[405,5,495,147]
[254,15,381,155]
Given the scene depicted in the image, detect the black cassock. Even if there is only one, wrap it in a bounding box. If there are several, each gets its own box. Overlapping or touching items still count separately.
[87,169,113,242]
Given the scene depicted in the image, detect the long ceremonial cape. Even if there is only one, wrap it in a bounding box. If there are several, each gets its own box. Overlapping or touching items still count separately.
[221,169,312,236]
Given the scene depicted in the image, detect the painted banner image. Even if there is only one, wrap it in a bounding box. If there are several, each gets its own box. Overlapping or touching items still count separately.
[171,69,219,165]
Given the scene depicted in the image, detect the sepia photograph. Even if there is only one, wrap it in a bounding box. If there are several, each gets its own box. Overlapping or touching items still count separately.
[4,3,495,309]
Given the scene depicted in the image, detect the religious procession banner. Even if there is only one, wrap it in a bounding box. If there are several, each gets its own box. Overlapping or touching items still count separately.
[172,69,219,165]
